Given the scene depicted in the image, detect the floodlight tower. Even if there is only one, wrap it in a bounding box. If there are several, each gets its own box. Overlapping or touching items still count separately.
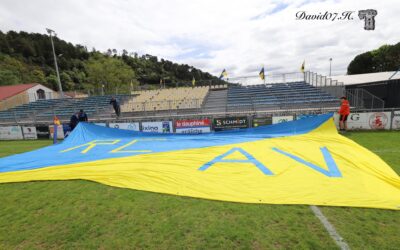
[46,28,64,98]
[329,58,332,77]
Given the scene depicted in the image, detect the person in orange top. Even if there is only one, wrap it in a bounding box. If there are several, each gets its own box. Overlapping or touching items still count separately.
[53,116,61,126]
[339,96,350,131]
[53,116,61,144]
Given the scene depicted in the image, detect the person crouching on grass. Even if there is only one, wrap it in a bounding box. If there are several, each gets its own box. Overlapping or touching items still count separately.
[339,96,350,131]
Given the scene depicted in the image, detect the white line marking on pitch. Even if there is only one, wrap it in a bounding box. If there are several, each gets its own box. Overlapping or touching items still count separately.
[372,149,400,153]
[310,205,351,250]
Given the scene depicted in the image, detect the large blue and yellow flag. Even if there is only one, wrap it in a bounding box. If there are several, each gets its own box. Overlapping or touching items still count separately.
[0,114,399,210]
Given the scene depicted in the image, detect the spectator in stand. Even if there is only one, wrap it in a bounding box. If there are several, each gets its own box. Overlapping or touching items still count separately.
[78,109,88,122]
[339,96,350,131]
[109,96,121,117]
[69,112,79,130]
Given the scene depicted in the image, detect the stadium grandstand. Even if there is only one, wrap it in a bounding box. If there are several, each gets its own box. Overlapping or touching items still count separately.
[0,71,396,125]
[225,81,338,112]
[122,86,210,112]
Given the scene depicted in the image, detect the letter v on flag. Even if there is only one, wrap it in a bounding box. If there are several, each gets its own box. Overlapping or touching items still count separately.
[272,147,342,177]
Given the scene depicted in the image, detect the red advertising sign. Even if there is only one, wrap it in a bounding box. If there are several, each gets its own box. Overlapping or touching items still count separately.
[175,119,211,128]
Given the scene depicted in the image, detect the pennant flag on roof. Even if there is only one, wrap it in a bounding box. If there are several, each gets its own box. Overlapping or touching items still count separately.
[219,69,228,79]
[259,67,265,80]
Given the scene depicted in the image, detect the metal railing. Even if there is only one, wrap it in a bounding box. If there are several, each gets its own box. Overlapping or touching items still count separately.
[227,72,305,85]
[304,71,385,110]
[346,88,385,110]
[121,99,203,112]
[304,71,345,98]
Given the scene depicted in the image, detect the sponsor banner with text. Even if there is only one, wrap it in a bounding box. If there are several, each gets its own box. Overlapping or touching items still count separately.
[141,121,172,133]
[0,126,23,140]
[22,126,38,139]
[109,122,140,131]
[272,116,294,124]
[347,112,391,130]
[213,117,248,131]
[391,111,400,130]
[175,119,211,134]
[253,117,272,127]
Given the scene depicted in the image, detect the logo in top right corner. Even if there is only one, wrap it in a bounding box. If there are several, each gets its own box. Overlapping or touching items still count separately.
[358,9,377,30]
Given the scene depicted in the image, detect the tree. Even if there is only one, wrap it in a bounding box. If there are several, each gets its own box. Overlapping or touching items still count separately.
[85,53,138,94]
[45,74,59,90]
[30,69,46,84]
[0,53,47,85]
[348,42,400,74]
[60,72,75,90]
[0,70,20,85]
[0,30,220,90]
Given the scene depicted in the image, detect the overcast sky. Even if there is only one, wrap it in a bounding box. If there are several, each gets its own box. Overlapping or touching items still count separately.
[1,0,399,79]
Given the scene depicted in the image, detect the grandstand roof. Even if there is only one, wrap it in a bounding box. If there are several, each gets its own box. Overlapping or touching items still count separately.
[330,71,400,86]
[0,83,38,101]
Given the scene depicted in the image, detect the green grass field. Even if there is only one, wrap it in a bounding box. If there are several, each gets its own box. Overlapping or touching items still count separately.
[0,132,399,249]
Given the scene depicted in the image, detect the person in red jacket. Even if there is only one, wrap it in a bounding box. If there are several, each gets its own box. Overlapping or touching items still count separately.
[339,96,350,131]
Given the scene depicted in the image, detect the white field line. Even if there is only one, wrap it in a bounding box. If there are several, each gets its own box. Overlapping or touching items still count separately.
[310,205,350,250]
[371,149,400,153]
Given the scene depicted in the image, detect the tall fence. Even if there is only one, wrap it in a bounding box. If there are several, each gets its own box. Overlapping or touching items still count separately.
[227,72,305,85]
[304,71,386,110]
[304,71,345,98]
[121,98,204,113]
[346,88,385,110]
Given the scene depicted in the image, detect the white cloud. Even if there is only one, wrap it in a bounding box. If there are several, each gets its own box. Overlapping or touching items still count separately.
[0,0,399,81]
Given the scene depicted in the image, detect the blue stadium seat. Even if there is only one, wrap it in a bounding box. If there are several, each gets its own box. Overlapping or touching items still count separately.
[226,82,338,110]
[0,94,129,121]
